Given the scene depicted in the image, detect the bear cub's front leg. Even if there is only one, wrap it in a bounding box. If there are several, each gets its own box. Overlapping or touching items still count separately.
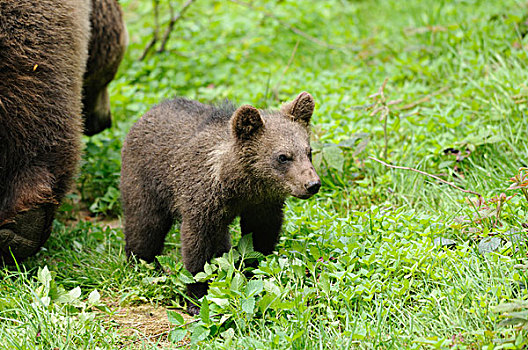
[180,219,231,315]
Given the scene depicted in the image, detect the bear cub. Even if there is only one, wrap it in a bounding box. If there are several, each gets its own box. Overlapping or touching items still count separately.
[121,92,321,315]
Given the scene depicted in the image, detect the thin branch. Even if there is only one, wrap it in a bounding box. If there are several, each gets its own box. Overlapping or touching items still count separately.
[368,156,483,200]
[158,0,197,54]
[366,78,400,159]
[229,0,358,51]
[368,77,388,99]
[139,0,161,61]
[397,86,449,111]
[349,102,375,110]
[387,99,403,106]
[404,25,450,35]
[383,110,388,159]
[273,40,300,99]
[120,329,169,349]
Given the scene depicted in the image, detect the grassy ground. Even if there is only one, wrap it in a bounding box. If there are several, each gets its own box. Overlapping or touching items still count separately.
[2,0,528,348]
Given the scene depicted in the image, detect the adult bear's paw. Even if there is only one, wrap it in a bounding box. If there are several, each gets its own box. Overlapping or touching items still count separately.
[0,204,56,264]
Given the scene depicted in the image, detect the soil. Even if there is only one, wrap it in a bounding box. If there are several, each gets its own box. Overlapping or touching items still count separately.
[107,303,193,349]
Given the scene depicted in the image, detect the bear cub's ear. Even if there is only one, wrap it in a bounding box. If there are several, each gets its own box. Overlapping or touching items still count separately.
[280,91,315,126]
[231,105,264,140]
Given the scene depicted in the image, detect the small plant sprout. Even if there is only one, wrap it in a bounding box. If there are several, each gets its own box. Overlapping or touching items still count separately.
[350,79,402,160]
[508,167,528,203]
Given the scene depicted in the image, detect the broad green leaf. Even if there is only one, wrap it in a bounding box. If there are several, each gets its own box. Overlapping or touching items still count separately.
[68,286,82,300]
[178,269,195,284]
[493,302,528,313]
[478,237,502,255]
[337,133,369,149]
[230,274,245,293]
[312,151,323,170]
[238,234,254,256]
[320,273,330,295]
[264,279,281,297]
[194,272,209,282]
[37,266,52,288]
[200,299,210,324]
[156,255,178,271]
[245,279,263,297]
[245,251,265,260]
[215,256,232,272]
[221,328,235,340]
[169,328,187,343]
[87,289,100,305]
[323,145,345,172]
[292,330,304,341]
[204,262,216,275]
[210,297,230,307]
[241,297,255,314]
[167,310,184,325]
[353,137,370,156]
[190,325,210,344]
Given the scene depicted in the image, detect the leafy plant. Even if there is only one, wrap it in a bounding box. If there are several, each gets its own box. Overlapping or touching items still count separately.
[508,167,528,203]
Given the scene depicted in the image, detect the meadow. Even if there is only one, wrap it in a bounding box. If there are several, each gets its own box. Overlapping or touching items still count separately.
[1,0,528,348]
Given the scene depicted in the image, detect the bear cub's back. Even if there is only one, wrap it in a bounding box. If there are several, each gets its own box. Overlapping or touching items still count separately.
[122,98,239,193]
[132,98,237,142]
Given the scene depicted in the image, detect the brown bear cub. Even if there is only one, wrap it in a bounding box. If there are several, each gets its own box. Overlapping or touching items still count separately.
[121,92,321,315]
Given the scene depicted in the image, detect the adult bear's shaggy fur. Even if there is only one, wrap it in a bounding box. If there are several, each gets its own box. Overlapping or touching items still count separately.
[0,0,127,263]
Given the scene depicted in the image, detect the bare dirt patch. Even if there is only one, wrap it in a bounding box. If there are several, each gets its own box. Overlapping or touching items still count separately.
[108,303,193,349]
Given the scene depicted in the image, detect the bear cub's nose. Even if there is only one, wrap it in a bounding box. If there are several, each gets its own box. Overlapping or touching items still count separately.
[305,180,321,194]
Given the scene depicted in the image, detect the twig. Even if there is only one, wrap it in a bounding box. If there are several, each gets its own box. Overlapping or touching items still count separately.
[177,316,202,328]
[494,194,506,229]
[228,0,358,51]
[368,77,389,99]
[139,0,161,61]
[383,110,389,159]
[367,78,401,159]
[273,40,299,99]
[369,156,483,200]
[348,79,402,159]
[404,25,449,35]
[397,86,448,111]
[158,0,197,54]
[120,329,170,349]
[349,102,376,110]
[400,111,420,118]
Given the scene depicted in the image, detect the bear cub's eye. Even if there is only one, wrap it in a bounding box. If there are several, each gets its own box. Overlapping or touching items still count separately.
[278,154,292,164]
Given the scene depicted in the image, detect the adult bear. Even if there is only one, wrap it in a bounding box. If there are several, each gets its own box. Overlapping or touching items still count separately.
[0,0,127,264]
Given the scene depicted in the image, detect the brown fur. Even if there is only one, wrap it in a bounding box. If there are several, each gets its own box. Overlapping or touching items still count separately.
[121,92,321,314]
[0,0,126,263]
[83,0,127,136]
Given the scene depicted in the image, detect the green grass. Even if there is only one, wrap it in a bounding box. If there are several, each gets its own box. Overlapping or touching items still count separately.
[2,0,528,348]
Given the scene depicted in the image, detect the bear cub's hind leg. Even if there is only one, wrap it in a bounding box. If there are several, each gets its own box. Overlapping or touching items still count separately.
[123,192,173,263]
